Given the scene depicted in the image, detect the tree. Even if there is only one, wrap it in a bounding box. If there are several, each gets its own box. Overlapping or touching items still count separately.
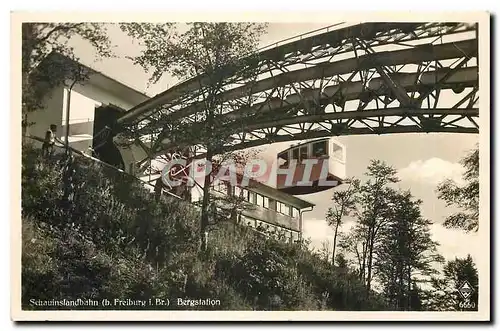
[426,255,478,311]
[336,161,398,290]
[374,190,443,310]
[437,146,479,232]
[318,240,333,263]
[335,252,349,270]
[353,160,399,291]
[337,228,366,280]
[121,23,267,250]
[325,178,359,265]
[22,23,113,116]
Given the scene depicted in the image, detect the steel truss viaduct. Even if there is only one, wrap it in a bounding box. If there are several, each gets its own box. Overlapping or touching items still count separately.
[113,22,479,176]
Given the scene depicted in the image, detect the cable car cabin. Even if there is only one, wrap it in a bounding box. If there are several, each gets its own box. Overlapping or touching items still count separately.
[276,138,346,195]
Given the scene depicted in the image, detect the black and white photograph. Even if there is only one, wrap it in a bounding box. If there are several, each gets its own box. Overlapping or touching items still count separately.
[10,11,491,321]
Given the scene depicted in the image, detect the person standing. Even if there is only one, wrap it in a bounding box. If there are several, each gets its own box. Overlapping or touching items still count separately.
[42,124,59,157]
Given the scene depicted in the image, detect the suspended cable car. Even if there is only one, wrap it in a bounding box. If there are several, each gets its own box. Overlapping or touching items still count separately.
[276,137,346,195]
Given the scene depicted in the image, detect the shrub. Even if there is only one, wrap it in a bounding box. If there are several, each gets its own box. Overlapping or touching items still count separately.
[21,143,387,311]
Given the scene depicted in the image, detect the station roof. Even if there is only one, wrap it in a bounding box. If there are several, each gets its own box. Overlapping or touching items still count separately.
[33,52,150,109]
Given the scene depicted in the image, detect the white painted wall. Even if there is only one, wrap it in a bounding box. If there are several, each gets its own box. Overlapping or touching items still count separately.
[26,76,146,154]
[26,86,65,142]
[71,79,141,111]
[330,139,346,180]
[62,88,100,126]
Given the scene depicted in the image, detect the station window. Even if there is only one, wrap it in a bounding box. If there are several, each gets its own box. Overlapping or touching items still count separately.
[234,186,242,197]
[263,196,270,209]
[250,191,256,204]
[256,194,264,207]
[313,140,328,157]
[277,202,291,216]
[277,202,284,214]
[241,188,249,201]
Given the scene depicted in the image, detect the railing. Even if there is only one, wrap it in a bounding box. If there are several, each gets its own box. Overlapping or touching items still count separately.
[257,22,351,53]
[61,117,94,126]
[24,134,305,244]
[129,22,350,104]
[23,134,183,200]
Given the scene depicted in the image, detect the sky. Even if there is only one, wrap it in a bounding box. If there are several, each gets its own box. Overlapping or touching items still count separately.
[69,22,480,263]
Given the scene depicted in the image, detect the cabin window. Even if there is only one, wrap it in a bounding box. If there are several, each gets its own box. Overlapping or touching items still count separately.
[332,143,344,161]
[234,186,242,197]
[313,140,328,157]
[299,146,308,162]
[292,148,300,160]
[291,207,299,218]
[278,151,289,166]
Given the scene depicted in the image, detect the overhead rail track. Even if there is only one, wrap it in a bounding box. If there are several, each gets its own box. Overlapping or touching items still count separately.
[110,22,478,176]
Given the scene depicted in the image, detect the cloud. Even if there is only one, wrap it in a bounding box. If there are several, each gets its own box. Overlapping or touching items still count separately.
[429,223,481,262]
[397,158,465,186]
[302,218,356,252]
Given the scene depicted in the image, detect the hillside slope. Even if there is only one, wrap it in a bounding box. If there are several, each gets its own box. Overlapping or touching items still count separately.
[21,143,387,311]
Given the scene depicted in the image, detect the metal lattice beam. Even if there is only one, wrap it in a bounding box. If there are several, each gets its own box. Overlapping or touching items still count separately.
[114,22,479,174]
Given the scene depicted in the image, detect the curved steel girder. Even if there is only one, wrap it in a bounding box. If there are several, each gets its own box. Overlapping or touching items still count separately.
[156,107,478,152]
[118,22,475,125]
[142,41,478,148]
[186,66,478,124]
[135,115,478,173]
[235,108,478,132]
[142,39,477,126]
[118,22,480,173]
[220,125,479,152]
[148,63,478,153]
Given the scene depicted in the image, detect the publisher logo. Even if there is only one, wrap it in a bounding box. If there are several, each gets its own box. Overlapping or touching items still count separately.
[458,280,474,300]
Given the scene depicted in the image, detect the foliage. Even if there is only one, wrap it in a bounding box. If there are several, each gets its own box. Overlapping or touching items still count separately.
[120,22,266,83]
[21,144,385,311]
[336,160,444,310]
[437,146,479,232]
[22,23,113,115]
[425,255,479,311]
[338,160,399,291]
[325,178,359,265]
[120,22,268,250]
[374,190,443,310]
